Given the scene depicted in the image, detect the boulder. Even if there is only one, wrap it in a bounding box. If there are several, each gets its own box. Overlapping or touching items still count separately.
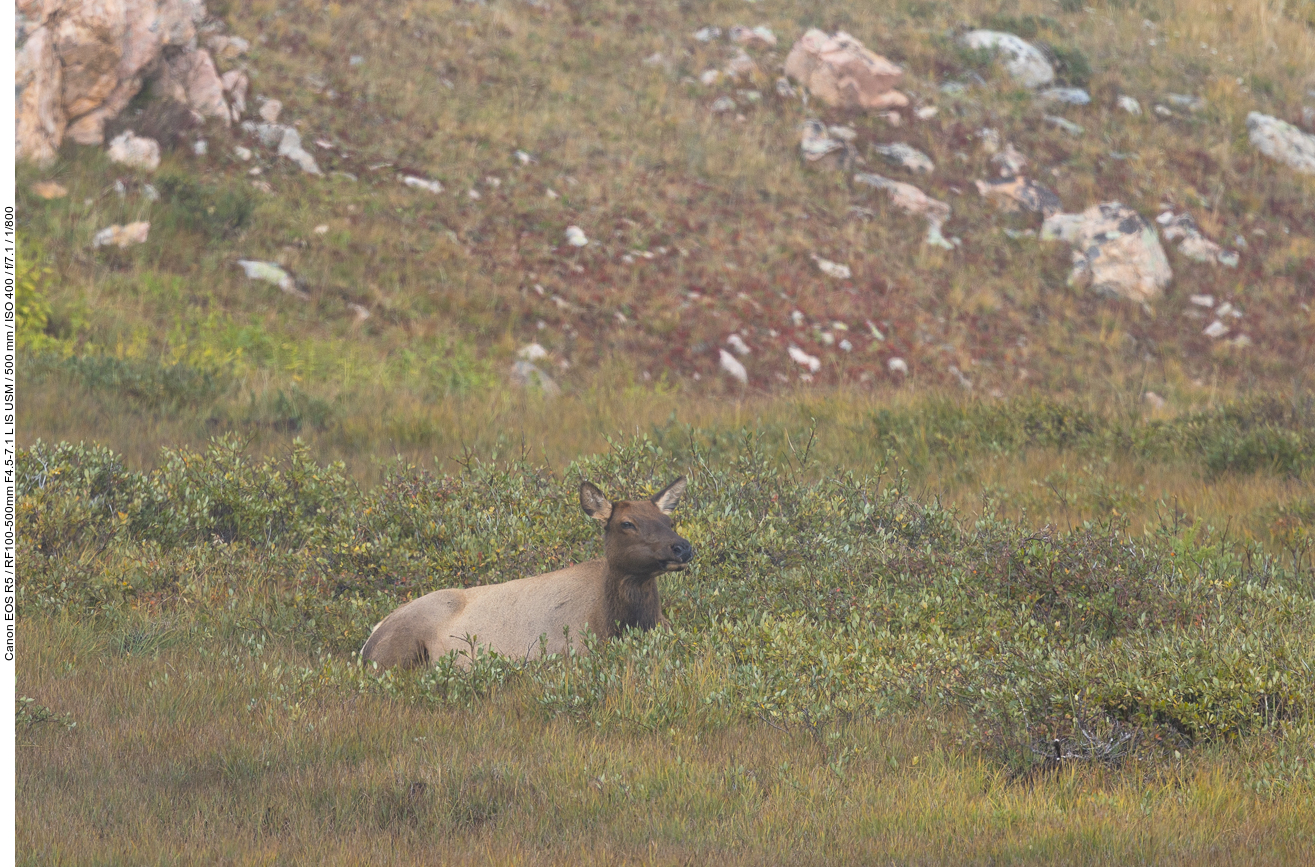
[1246,112,1315,175]
[91,220,150,247]
[1041,202,1172,303]
[961,31,1054,89]
[784,29,908,110]
[16,0,228,160]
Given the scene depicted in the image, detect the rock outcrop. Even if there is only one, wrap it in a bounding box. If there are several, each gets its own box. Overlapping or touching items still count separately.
[1246,112,1315,175]
[784,29,908,110]
[1041,203,1172,303]
[16,0,240,164]
[960,31,1054,89]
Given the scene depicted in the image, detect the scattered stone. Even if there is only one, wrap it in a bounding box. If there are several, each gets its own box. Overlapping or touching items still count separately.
[91,221,150,249]
[700,69,721,86]
[349,55,365,66]
[1217,301,1241,318]
[515,150,536,165]
[881,111,902,127]
[157,49,230,126]
[31,181,68,199]
[1117,95,1143,115]
[517,342,548,361]
[1041,202,1172,304]
[641,52,666,68]
[1044,115,1085,136]
[1038,87,1091,106]
[828,125,858,141]
[1203,320,1229,338]
[775,77,797,98]
[402,175,443,193]
[234,146,252,161]
[873,142,934,174]
[1246,112,1315,175]
[853,172,953,248]
[719,349,749,384]
[259,99,283,123]
[253,123,322,175]
[948,364,973,390]
[1158,211,1239,267]
[800,119,850,167]
[510,360,562,396]
[1166,94,1205,112]
[1189,294,1215,308]
[193,139,207,155]
[915,106,938,120]
[725,50,758,80]
[711,96,738,113]
[1144,391,1167,410]
[960,31,1054,88]
[888,357,908,375]
[1154,104,1174,118]
[977,127,1001,155]
[812,255,852,279]
[693,26,722,42]
[565,226,589,247]
[727,334,751,355]
[1230,334,1252,348]
[940,82,968,96]
[349,303,370,323]
[784,29,908,110]
[730,25,777,48]
[991,143,1028,177]
[866,320,885,340]
[314,224,329,235]
[788,345,822,373]
[975,177,1061,216]
[107,131,161,171]
[237,259,307,298]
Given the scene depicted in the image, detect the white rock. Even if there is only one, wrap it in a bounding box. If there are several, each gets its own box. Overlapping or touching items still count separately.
[727,334,751,356]
[853,172,953,247]
[710,96,737,113]
[730,25,776,48]
[259,99,283,123]
[915,106,938,120]
[1144,391,1167,410]
[887,357,908,375]
[1041,202,1172,303]
[800,119,847,164]
[234,146,252,161]
[719,349,748,384]
[961,30,1054,88]
[515,149,536,165]
[784,29,908,110]
[693,26,721,42]
[107,131,160,171]
[838,338,853,352]
[812,255,852,279]
[1038,87,1091,106]
[1189,294,1215,308]
[518,342,548,361]
[1117,95,1142,115]
[193,139,207,155]
[565,226,589,247]
[314,224,329,234]
[91,221,150,248]
[1247,112,1315,174]
[1044,115,1085,137]
[402,175,443,193]
[725,50,757,80]
[1203,320,1229,338]
[788,345,821,373]
[700,69,721,86]
[237,259,304,298]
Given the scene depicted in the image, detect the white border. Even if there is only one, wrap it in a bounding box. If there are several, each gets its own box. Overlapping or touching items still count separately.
[3,0,18,861]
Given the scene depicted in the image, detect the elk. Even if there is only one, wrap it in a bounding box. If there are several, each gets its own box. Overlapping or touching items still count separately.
[361,477,693,668]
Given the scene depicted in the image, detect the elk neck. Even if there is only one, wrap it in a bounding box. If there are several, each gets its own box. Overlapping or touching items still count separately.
[600,564,663,637]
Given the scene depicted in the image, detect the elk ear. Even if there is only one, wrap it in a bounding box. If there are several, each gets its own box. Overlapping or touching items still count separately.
[651,476,686,515]
[579,481,613,522]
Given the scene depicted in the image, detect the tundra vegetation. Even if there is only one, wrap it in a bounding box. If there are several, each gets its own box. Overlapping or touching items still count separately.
[14,0,1315,862]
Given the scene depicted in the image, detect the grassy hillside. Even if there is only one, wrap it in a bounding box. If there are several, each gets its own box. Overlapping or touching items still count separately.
[17,0,1315,466]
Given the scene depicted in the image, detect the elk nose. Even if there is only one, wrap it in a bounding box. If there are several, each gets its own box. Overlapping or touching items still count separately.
[671,539,693,563]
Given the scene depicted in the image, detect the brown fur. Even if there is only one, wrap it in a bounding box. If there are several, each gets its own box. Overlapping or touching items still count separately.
[361,478,692,668]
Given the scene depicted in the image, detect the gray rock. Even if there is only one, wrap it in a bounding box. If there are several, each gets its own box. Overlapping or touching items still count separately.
[1044,115,1085,136]
[1117,95,1142,115]
[107,131,162,171]
[92,221,150,248]
[800,119,850,167]
[1038,87,1091,106]
[1247,112,1315,174]
[873,142,934,174]
[1041,202,1172,303]
[975,177,1061,216]
[960,30,1054,88]
[1166,93,1205,112]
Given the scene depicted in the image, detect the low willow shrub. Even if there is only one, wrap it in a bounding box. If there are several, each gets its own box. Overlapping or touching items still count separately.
[17,433,1315,768]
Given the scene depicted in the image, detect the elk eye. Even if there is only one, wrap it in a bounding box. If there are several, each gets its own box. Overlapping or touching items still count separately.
[620,521,635,530]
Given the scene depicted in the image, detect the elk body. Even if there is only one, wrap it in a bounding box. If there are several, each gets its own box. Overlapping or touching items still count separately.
[361,478,693,668]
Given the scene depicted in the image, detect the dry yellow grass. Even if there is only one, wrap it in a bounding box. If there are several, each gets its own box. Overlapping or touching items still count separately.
[17,617,1315,866]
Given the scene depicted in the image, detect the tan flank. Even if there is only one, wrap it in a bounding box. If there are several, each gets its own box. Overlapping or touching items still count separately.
[361,477,693,668]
